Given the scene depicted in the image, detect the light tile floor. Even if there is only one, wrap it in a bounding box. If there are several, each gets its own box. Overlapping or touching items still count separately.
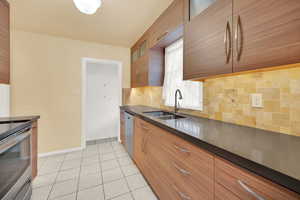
[32,141,157,200]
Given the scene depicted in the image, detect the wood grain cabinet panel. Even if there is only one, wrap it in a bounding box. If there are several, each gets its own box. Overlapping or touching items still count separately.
[215,182,241,200]
[184,0,300,80]
[135,119,214,200]
[0,0,10,84]
[31,122,38,179]
[131,0,183,88]
[183,0,233,80]
[120,111,125,145]
[233,0,300,72]
[215,157,300,200]
[148,0,184,49]
[133,117,300,200]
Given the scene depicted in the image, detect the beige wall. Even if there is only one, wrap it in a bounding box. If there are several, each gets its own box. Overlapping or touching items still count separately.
[125,65,300,137]
[11,30,131,154]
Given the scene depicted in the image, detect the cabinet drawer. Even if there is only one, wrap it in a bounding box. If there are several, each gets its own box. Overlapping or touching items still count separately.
[153,125,214,169]
[215,182,240,200]
[215,157,300,200]
[147,122,214,200]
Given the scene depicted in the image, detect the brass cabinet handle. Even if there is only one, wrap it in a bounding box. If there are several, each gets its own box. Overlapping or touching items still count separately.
[224,21,231,63]
[173,163,191,176]
[238,180,265,200]
[157,31,169,42]
[235,15,242,61]
[174,144,190,153]
[172,185,192,200]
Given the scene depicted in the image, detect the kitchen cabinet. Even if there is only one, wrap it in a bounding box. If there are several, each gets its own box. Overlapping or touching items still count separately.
[0,0,10,84]
[184,0,233,79]
[133,117,300,200]
[120,111,125,145]
[131,0,183,88]
[184,0,300,80]
[233,0,300,72]
[134,118,214,200]
[148,0,184,49]
[31,121,38,179]
[215,157,300,200]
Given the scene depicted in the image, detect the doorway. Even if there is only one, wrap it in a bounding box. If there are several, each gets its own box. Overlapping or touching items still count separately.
[82,58,122,148]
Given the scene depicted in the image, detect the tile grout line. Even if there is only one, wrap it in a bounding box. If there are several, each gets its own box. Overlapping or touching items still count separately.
[98,143,106,200]
[75,149,84,200]
[37,142,143,200]
[46,154,66,200]
[114,141,136,200]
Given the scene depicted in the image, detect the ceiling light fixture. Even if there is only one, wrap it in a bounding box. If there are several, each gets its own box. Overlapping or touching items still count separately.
[73,0,102,15]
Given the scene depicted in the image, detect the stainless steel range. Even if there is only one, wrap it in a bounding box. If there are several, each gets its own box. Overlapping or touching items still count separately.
[0,123,32,200]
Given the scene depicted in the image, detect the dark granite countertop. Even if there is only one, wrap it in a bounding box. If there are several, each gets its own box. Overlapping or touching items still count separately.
[0,116,40,141]
[120,105,300,194]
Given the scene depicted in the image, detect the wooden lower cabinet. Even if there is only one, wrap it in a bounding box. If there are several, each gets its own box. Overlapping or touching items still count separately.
[31,122,38,179]
[133,117,300,200]
[215,182,240,200]
[215,157,300,200]
[120,111,125,145]
[134,118,214,200]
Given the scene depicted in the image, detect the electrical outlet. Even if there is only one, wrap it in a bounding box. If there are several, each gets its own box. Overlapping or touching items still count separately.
[251,93,263,108]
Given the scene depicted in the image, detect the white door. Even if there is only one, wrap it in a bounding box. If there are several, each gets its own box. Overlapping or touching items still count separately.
[85,62,120,141]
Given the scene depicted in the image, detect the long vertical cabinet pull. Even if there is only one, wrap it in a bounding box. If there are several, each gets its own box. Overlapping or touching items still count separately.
[235,15,242,60]
[224,21,232,63]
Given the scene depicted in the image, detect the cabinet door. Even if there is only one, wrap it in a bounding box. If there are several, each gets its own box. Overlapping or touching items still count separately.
[0,0,10,84]
[233,0,300,72]
[183,0,233,80]
[148,0,183,48]
[133,118,149,171]
[120,111,125,145]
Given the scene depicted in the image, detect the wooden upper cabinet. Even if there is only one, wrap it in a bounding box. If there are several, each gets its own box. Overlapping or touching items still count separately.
[0,0,10,84]
[183,0,233,80]
[148,0,184,49]
[131,0,183,88]
[233,0,300,72]
[184,0,300,80]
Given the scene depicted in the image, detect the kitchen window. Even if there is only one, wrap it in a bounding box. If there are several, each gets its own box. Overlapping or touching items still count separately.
[163,39,203,111]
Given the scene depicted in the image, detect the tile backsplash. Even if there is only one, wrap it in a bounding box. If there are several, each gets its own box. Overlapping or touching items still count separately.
[124,65,300,137]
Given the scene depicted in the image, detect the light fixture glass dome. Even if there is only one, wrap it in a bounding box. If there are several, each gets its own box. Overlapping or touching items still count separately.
[73,0,102,15]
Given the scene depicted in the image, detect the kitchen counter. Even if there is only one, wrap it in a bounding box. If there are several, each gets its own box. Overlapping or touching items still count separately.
[120,105,300,194]
[0,116,40,141]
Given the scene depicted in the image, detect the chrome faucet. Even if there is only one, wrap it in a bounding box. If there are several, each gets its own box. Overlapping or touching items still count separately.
[174,89,183,113]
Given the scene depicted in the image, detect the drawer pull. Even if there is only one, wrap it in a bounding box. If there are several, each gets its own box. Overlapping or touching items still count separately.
[238,180,265,200]
[141,125,149,131]
[157,31,169,42]
[174,145,190,153]
[172,185,192,200]
[173,163,191,176]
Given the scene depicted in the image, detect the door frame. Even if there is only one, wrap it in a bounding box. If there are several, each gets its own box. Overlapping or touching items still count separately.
[81,57,123,149]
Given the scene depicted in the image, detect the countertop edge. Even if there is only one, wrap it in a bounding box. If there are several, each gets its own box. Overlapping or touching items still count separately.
[120,106,300,195]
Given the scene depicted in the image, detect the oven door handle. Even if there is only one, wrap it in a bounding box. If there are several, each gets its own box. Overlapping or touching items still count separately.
[0,128,31,154]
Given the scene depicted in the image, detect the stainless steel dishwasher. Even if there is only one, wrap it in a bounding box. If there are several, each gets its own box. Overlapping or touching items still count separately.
[124,112,134,158]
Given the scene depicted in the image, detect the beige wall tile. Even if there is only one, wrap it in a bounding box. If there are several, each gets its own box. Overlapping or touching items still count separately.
[125,65,300,136]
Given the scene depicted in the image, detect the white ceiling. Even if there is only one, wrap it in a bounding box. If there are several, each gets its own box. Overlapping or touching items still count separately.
[8,0,173,47]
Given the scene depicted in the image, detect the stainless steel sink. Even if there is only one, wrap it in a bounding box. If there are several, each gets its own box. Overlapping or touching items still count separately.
[143,111,186,120]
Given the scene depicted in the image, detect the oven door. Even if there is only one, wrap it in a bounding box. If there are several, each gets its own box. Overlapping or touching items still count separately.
[0,127,32,200]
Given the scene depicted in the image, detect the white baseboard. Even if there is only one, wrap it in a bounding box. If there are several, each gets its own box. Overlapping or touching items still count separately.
[38,146,84,158]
